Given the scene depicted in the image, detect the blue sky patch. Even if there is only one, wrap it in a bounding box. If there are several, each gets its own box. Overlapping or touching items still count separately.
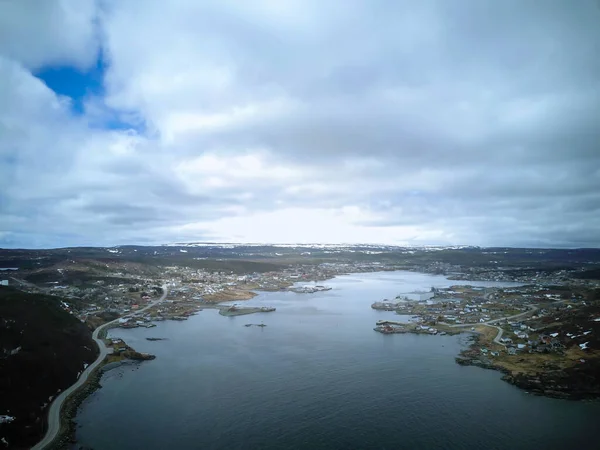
[33,52,146,133]
[34,53,106,114]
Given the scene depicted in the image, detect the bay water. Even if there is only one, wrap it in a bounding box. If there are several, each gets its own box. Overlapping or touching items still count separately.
[73,271,599,450]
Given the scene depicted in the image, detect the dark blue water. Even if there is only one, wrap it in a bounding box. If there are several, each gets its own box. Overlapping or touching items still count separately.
[74,272,599,450]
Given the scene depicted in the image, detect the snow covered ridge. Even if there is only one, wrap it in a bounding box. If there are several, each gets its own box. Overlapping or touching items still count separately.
[162,242,477,251]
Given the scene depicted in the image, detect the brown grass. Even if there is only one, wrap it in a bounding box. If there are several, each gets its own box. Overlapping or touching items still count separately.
[203,289,258,303]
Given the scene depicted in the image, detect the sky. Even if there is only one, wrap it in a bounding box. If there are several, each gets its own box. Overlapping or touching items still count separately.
[1,0,600,249]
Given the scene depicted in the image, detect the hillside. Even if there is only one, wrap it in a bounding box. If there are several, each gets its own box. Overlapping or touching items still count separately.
[0,287,98,449]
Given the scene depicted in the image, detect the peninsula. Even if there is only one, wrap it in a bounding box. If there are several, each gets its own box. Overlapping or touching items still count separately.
[372,283,600,399]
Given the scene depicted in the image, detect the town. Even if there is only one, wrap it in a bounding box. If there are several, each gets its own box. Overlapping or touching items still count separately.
[4,260,384,326]
[2,244,599,407]
[371,281,599,399]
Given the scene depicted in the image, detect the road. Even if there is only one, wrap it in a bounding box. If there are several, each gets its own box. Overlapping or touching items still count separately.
[449,304,539,346]
[32,284,168,450]
[9,276,39,290]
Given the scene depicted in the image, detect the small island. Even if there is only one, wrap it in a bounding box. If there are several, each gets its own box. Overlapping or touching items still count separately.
[289,285,332,294]
[219,305,276,316]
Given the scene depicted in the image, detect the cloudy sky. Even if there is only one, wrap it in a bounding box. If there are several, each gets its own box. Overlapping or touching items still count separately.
[1,0,599,248]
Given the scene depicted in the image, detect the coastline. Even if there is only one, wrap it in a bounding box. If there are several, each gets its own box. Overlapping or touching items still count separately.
[38,283,280,448]
[454,332,600,401]
[380,324,600,401]
[46,358,107,449]
[47,336,159,449]
[41,280,330,447]
[58,271,598,448]
[32,285,169,449]
[44,338,157,449]
[372,298,600,401]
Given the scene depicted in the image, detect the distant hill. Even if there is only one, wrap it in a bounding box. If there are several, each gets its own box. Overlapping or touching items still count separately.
[2,245,600,273]
[0,287,97,449]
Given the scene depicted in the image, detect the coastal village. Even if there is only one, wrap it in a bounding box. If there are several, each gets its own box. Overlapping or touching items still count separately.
[6,259,600,368]
[3,252,600,409]
[6,261,380,323]
[2,245,600,450]
[4,262,380,373]
[371,282,600,398]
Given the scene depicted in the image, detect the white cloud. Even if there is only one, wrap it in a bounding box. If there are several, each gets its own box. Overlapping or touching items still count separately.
[0,0,99,70]
[172,207,454,245]
[1,0,600,248]
[175,152,302,191]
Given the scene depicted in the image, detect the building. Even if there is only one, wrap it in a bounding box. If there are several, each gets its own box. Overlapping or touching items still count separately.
[0,280,8,286]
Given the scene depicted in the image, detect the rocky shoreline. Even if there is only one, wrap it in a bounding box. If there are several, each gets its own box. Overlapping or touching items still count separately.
[455,335,600,401]
[46,361,105,450]
[45,339,156,449]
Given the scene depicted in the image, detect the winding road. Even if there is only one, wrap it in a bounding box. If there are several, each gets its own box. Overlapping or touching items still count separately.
[449,304,539,346]
[32,284,168,450]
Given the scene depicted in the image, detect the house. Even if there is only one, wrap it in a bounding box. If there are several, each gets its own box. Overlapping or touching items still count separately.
[0,280,8,286]
[507,347,517,355]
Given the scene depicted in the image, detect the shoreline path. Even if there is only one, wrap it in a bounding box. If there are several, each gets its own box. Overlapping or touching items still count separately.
[32,284,168,450]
